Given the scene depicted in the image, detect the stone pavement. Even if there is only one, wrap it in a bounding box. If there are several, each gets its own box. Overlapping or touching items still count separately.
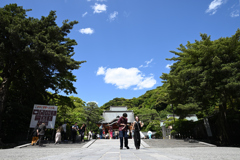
[0,139,240,160]
[143,139,209,148]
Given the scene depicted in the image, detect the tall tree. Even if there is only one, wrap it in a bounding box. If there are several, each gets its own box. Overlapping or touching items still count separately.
[161,30,240,143]
[83,102,103,134]
[0,4,85,140]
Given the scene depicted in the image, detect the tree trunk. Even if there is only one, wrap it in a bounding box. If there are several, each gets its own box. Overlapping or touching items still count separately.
[0,112,4,145]
[218,101,230,144]
[0,76,11,143]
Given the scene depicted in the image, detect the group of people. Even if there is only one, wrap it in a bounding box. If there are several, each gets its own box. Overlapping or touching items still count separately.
[71,122,86,143]
[31,122,87,146]
[31,122,47,147]
[31,114,149,149]
[117,113,144,150]
[98,126,119,139]
[99,113,144,150]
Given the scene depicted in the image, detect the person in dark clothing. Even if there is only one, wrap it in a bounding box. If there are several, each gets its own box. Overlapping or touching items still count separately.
[31,123,40,146]
[72,122,79,143]
[105,128,108,139]
[79,123,86,142]
[61,122,67,141]
[117,113,130,150]
[133,116,144,149]
[99,124,103,139]
[38,123,46,147]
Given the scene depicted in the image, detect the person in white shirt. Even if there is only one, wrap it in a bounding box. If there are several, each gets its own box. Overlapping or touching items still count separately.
[147,130,152,139]
[88,130,92,140]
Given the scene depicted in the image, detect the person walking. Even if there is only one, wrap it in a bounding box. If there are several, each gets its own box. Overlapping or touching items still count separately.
[105,128,108,139]
[117,113,130,150]
[131,123,134,139]
[79,123,86,142]
[72,122,79,143]
[112,130,115,139]
[115,130,119,139]
[133,116,144,149]
[99,124,103,139]
[147,130,153,139]
[31,123,40,146]
[55,125,63,144]
[88,130,92,140]
[109,126,113,139]
[61,122,67,141]
[102,127,105,139]
[38,122,46,147]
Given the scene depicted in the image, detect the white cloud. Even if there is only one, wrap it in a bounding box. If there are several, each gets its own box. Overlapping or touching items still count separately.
[82,12,88,17]
[166,63,173,69]
[96,66,106,75]
[134,76,156,90]
[79,28,94,35]
[92,3,107,14]
[109,11,118,21]
[206,0,224,15]
[96,67,156,90]
[139,59,153,68]
[231,10,239,17]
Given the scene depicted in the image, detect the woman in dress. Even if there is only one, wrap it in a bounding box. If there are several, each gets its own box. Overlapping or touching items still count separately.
[55,124,63,144]
[133,116,144,149]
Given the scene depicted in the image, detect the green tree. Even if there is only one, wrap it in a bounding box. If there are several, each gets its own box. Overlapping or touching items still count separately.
[0,4,85,140]
[83,102,103,135]
[161,29,240,143]
[131,108,160,131]
[49,95,85,124]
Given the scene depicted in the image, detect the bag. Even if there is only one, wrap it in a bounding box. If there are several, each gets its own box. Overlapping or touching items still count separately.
[79,129,83,134]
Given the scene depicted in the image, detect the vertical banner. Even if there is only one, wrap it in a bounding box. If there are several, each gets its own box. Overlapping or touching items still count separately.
[29,104,58,129]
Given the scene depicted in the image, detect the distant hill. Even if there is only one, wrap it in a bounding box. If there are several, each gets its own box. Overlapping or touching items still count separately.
[100,83,169,113]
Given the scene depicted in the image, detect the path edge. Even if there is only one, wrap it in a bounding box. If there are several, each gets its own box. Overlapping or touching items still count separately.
[82,139,96,148]
[14,143,31,149]
[141,140,150,148]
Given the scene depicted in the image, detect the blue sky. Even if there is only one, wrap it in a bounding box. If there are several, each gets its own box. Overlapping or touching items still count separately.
[1,0,240,107]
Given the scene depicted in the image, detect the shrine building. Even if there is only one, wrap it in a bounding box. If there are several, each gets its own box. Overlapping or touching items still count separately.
[97,106,135,130]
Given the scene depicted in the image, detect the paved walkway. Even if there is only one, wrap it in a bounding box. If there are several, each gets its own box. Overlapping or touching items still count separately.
[0,139,240,160]
[143,139,211,148]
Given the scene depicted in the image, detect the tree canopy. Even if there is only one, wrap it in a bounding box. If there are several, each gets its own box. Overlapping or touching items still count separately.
[0,4,85,142]
[161,29,240,143]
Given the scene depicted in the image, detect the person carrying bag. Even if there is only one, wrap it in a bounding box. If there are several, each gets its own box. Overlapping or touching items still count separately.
[133,116,144,150]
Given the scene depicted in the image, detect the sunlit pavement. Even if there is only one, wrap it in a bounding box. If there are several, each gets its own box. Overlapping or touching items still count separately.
[0,139,240,160]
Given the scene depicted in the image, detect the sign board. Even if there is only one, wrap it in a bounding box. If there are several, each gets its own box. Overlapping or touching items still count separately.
[29,104,58,129]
